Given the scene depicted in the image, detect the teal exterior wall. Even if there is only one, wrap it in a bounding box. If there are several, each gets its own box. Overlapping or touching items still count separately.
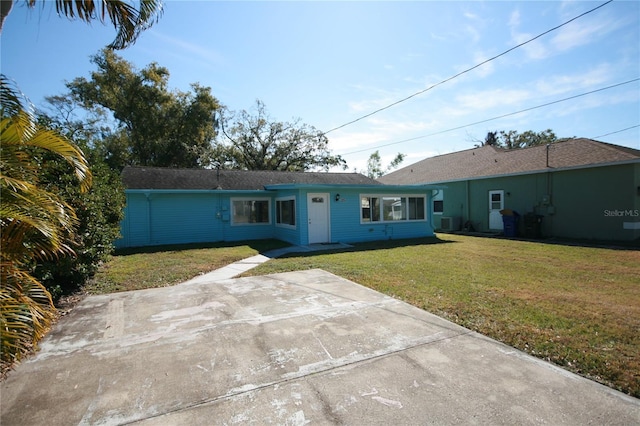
[550,163,639,241]
[434,163,639,242]
[273,189,302,245]
[118,191,224,247]
[329,188,434,243]
[116,187,436,248]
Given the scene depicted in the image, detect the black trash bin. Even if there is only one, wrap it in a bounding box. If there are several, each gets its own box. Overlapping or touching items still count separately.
[500,209,520,237]
[524,213,543,238]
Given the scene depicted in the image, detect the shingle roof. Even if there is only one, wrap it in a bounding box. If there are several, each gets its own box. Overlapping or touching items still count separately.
[121,166,382,190]
[378,138,640,185]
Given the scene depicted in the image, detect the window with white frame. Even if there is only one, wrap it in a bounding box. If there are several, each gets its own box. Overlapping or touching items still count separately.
[276,197,296,227]
[432,190,443,215]
[361,195,426,223]
[231,198,270,225]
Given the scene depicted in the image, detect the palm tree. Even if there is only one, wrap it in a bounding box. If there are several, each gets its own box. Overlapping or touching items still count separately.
[1,76,92,366]
[0,0,160,366]
[0,0,163,49]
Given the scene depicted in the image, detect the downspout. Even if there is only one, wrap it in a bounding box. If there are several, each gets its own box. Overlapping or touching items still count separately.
[465,180,471,226]
[431,189,440,232]
[546,144,553,237]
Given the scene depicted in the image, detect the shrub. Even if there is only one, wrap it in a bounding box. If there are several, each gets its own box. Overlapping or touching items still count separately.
[34,157,124,301]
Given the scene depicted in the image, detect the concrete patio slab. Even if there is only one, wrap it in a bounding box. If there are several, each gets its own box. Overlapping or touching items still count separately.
[1,269,638,425]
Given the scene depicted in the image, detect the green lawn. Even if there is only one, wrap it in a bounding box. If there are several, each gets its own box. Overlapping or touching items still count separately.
[84,239,289,294]
[88,234,639,397]
[242,234,640,398]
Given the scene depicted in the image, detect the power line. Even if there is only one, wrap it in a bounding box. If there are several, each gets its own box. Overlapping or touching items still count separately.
[324,0,614,135]
[593,125,640,139]
[342,77,640,156]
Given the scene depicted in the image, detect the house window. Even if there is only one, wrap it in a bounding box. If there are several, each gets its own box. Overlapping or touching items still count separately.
[361,196,380,222]
[232,198,270,225]
[383,196,406,221]
[433,191,443,215]
[276,197,296,227]
[409,197,426,219]
[361,195,425,223]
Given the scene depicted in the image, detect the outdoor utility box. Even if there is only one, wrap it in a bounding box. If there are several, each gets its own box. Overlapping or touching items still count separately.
[500,209,520,238]
[524,213,544,239]
[440,216,461,232]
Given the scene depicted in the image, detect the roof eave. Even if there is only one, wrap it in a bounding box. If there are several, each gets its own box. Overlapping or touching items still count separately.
[264,183,444,191]
[125,188,268,194]
[413,158,640,185]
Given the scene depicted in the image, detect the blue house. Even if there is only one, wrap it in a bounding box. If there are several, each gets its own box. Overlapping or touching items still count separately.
[116,166,440,248]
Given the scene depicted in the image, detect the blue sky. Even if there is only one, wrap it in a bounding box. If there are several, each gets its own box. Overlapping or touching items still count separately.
[1,1,638,172]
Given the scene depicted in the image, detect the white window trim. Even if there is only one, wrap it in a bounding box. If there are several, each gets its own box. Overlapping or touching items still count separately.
[230,197,271,226]
[275,196,296,229]
[359,194,427,224]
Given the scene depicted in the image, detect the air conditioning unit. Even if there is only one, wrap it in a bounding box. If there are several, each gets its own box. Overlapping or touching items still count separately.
[440,216,461,232]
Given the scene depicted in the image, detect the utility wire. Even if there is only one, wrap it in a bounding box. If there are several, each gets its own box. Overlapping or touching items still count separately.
[324,0,614,135]
[593,125,640,139]
[342,77,639,156]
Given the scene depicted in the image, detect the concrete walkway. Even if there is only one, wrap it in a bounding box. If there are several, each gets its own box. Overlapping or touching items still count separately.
[1,247,639,425]
[184,243,353,284]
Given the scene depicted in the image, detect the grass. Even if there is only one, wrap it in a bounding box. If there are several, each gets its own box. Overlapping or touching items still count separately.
[84,239,289,294]
[86,234,639,397]
[241,234,640,398]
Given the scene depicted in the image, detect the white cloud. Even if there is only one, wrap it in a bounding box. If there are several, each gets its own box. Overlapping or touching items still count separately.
[534,63,613,96]
[328,130,389,153]
[346,85,404,113]
[509,10,521,28]
[367,117,437,134]
[507,7,549,60]
[464,11,480,21]
[148,30,225,67]
[465,24,481,44]
[511,31,550,60]
[403,149,440,162]
[471,51,495,78]
[429,32,448,42]
[455,88,531,111]
[551,17,617,52]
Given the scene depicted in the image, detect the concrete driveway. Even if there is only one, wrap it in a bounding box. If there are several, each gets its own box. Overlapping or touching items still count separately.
[2,269,639,425]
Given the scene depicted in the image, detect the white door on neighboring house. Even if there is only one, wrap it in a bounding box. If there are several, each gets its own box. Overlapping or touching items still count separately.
[307,193,330,244]
[489,190,504,230]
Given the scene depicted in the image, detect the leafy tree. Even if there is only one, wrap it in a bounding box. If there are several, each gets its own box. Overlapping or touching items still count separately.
[498,129,558,149]
[66,49,221,169]
[483,131,499,147]
[0,0,163,50]
[216,100,346,171]
[0,76,91,366]
[34,108,125,300]
[476,129,561,149]
[365,150,405,179]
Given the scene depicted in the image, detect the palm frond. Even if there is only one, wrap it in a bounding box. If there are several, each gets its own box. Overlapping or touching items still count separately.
[1,113,92,192]
[0,75,35,123]
[0,185,78,257]
[43,0,163,49]
[0,74,92,368]
[0,262,57,365]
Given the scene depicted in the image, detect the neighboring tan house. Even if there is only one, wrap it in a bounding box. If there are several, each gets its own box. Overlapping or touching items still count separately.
[116,166,440,248]
[378,138,640,242]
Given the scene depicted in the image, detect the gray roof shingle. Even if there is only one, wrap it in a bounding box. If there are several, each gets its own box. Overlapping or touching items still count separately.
[121,166,382,190]
[378,138,640,185]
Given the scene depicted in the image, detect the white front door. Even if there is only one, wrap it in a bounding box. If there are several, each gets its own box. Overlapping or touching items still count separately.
[307,193,330,244]
[489,190,504,230]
